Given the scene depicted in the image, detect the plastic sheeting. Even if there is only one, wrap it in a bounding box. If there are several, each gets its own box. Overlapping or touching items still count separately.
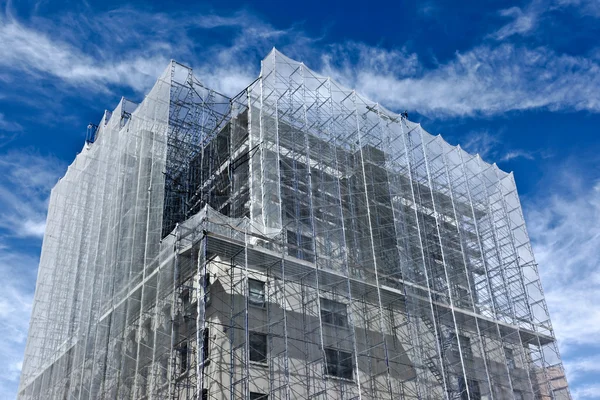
[19,50,570,400]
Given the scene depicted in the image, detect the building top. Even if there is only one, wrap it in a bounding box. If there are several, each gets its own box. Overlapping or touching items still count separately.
[64,49,509,190]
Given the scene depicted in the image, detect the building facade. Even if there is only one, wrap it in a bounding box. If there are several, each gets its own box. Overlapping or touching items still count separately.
[19,50,570,400]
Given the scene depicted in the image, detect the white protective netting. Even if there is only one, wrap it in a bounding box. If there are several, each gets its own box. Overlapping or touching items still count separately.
[19,50,570,400]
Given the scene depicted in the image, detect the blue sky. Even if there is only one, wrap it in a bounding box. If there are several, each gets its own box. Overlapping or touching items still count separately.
[0,0,599,398]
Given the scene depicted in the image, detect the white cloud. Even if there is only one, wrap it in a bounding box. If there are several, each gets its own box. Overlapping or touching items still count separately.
[0,10,298,98]
[0,151,64,398]
[0,247,38,399]
[492,6,538,40]
[0,113,22,132]
[565,354,600,383]
[528,178,600,346]
[489,0,600,42]
[0,151,65,238]
[525,167,600,391]
[554,0,600,17]
[456,130,536,164]
[0,133,18,147]
[2,7,600,119]
[20,220,46,238]
[320,43,600,117]
[500,149,535,161]
[0,17,169,93]
[460,130,502,160]
[572,383,600,400]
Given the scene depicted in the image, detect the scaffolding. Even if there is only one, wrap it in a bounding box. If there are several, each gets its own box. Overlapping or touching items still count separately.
[19,49,570,400]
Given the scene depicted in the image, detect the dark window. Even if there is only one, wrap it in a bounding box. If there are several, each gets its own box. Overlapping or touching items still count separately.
[202,273,211,306]
[249,332,267,363]
[180,288,190,304]
[320,298,348,327]
[469,379,481,400]
[202,328,210,361]
[325,348,353,380]
[449,333,472,360]
[249,279,265,307]
[250,393,268,400]
[504,347,515,370]
[299,234,314,262]
[458,377,481,400]
[220,203,231,216]
[287,230,315,262]
[201,389,208,400]
[458,334,472,360]
[179,342,188,373]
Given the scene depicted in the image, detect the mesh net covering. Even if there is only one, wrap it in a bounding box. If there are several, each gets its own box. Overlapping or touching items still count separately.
[19,50,570,400]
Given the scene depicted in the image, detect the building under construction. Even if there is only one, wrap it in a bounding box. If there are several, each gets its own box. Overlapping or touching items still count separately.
[19,49,570,400]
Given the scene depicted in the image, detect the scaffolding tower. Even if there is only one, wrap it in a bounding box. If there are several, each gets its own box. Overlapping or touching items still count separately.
[19,49,570,400]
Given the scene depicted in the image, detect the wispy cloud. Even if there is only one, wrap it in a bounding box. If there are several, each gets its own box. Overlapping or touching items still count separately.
[0,250,37,332]
[490,0,600,41]
[529,178,600,346]
[0,113,23,132]
[321,43,600,118]
[525,164,600,392]
[0,151,65,397]
[0,15,170,93]
[0,132,18,148]
[416,1,439,17]
[500,149,535,161]
[439,129,536,164]
[0,151,65,238]
[571,383,600,400]
[555,0,600,17]
[2,7,600,120]
[0,246,39,399]
[460,130,502,160]
[565,354,600,382]
[492,6,538,40]
[0,9,305,97]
